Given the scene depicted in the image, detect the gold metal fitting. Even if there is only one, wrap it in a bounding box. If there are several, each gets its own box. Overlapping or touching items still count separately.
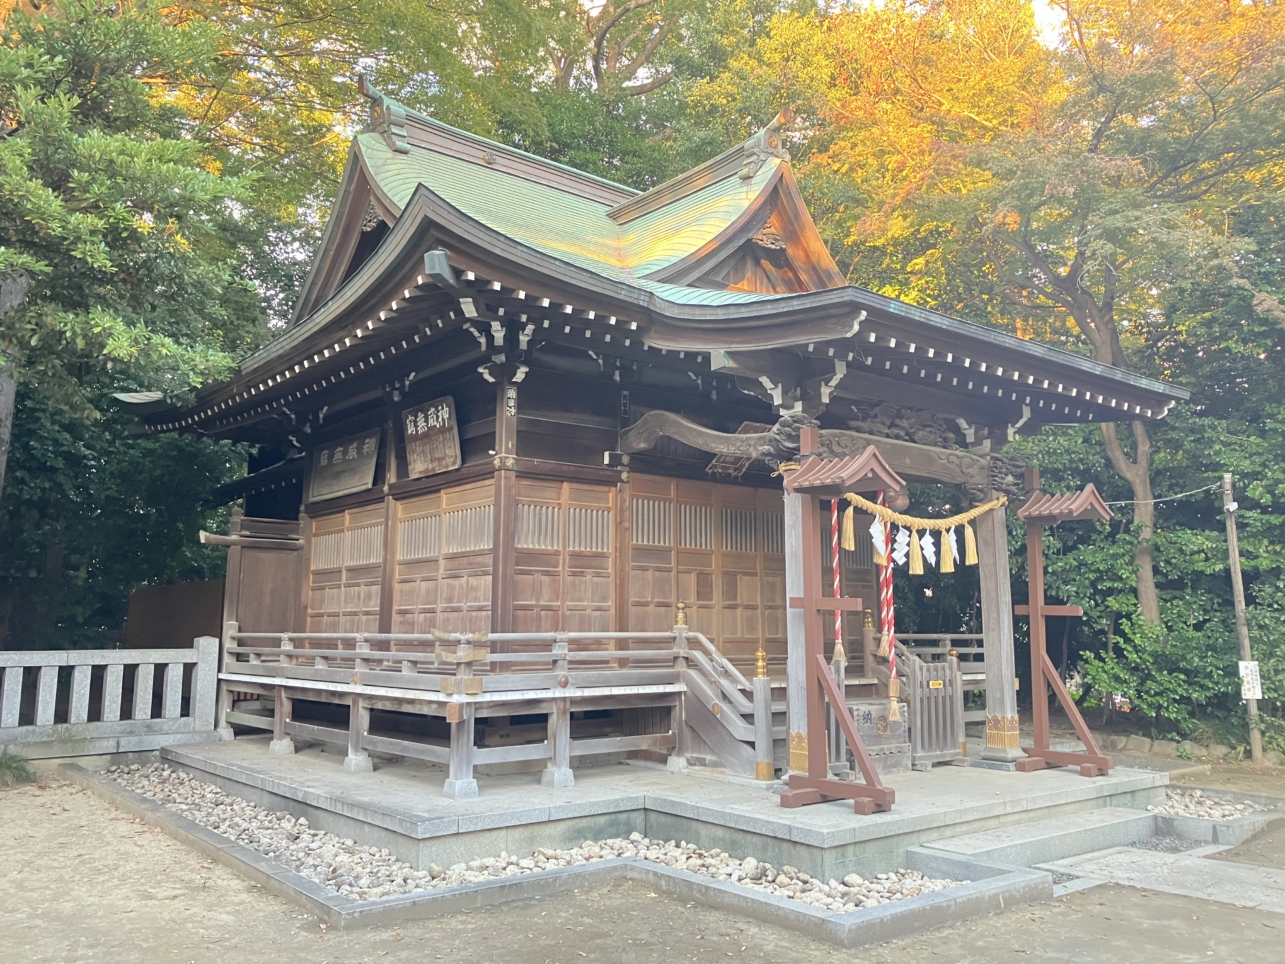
[863,608,874,629]
[755,648,768,678]
[675,601,688,627]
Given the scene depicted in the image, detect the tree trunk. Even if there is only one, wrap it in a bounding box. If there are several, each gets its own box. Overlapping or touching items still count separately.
[0,362,14,502]
[0,270,30,504]
[1100,420,1162,625]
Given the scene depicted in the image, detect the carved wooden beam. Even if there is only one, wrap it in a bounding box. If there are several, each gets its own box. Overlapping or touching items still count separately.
[618,410,1017,499]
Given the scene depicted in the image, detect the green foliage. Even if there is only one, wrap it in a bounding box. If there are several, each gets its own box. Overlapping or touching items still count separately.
[0,750,35,786]
[0,0,268,406]
[0,389,244,649]
[0,1,264,649]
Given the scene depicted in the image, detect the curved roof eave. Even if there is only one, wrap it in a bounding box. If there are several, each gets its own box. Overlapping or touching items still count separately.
[224,182,1186,411]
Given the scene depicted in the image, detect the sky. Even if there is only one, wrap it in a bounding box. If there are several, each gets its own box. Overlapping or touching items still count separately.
[1031,0,1066,46]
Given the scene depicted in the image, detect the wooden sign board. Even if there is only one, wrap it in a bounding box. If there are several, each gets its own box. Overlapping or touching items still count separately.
[403,395,462,479]
[308,429,381,502]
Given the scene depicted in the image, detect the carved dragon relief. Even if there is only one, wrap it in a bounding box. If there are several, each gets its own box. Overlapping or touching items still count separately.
[618,410,1026,501]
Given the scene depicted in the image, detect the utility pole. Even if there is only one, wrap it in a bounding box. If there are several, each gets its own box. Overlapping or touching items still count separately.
[1223,473,1264,765]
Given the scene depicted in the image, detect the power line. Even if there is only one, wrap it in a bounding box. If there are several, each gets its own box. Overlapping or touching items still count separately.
[1103,482,1220,506]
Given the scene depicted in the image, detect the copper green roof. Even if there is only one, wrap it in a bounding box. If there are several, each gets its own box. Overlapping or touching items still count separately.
[357,132,787,306]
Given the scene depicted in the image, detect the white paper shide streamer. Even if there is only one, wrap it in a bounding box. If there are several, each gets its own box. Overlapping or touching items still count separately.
[892,527,911,567]
[919,530,937,568]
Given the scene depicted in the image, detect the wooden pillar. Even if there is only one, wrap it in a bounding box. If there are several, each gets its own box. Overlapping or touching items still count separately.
[977,499,1024,762]
[1025,518,1051,752]
[614,475,631,632]
[491,375,518,638]
[221,509,245,630]
[783,484,809,773]
[378,411,399,635]
[215,619,237,740]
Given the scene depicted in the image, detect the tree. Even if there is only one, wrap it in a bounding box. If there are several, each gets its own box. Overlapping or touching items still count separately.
[955,0,1285,624]
[0,0,266,501]
[694,0,1285,624]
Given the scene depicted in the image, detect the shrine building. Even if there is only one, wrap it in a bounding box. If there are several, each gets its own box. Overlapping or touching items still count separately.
[118,86,1187,789]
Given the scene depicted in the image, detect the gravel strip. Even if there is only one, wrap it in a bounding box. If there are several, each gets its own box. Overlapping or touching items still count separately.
[1129,835,1200,854]
[107,764,965,909]
[1146,787,1273,821]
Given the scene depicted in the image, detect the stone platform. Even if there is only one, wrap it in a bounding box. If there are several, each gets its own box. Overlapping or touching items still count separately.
[160,736,1167,882]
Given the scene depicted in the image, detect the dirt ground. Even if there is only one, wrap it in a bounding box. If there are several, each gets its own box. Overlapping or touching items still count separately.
[1173,761,1285,798]
[2,778,1283,964]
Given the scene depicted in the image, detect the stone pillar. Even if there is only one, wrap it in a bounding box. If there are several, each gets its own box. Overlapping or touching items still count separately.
[783,488,808,773]
[976,500,1024,762]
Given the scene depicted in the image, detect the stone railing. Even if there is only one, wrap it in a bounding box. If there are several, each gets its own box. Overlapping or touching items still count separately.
[0,637,220,759]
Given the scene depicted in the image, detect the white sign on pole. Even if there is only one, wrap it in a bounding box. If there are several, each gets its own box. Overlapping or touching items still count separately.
[1239,660,1262,701]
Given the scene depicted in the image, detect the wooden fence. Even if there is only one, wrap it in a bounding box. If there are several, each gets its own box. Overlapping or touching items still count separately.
[0,637,221,759]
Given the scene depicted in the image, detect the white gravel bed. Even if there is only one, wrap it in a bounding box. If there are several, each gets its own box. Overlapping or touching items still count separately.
[1147,787,1274,821]
[106,764,965,909]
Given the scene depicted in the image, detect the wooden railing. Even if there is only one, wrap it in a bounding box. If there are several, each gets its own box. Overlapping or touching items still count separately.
[0,638,220,759]
[217,615,774,796]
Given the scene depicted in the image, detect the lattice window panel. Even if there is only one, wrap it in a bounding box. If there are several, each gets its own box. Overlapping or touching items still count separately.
[676,504,712,550]
[721,507,756,553]
[311,531,345,571]
[516,503,561,550]
[760,512,784,555]
[567,507,611,552]
[344,524,384,567]
[631,497,672,547]
[398,515,441,561]
[443,505,493,553]
[842,528,874,569]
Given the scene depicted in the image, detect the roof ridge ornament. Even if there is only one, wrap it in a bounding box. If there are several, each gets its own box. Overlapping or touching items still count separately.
[738,107,794,180]
[358,75,410,155]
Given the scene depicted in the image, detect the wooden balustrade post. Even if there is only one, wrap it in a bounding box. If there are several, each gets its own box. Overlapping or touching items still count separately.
[668,603,690,772]
[215,620,237,740]
[443,635,480,798]
[753,648,775,782]
[343,694,373,773]
[270,684,295,755]
[542,634,575,787]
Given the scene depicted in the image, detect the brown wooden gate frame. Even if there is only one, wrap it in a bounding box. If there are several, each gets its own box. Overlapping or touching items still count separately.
[778,428,905,814]
[1013,467,1115,777]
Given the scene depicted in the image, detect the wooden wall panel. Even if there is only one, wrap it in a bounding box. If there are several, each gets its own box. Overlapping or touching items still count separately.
[625,476,874,671]
[306,505,384,635]
[389,481,495,638]
[511,479,614,635]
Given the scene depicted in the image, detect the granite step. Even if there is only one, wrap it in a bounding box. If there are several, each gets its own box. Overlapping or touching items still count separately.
[921,806,1155,868]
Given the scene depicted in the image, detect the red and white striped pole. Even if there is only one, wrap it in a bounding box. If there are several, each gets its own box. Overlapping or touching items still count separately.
[877,491,896,683]
[831,498,843,647]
